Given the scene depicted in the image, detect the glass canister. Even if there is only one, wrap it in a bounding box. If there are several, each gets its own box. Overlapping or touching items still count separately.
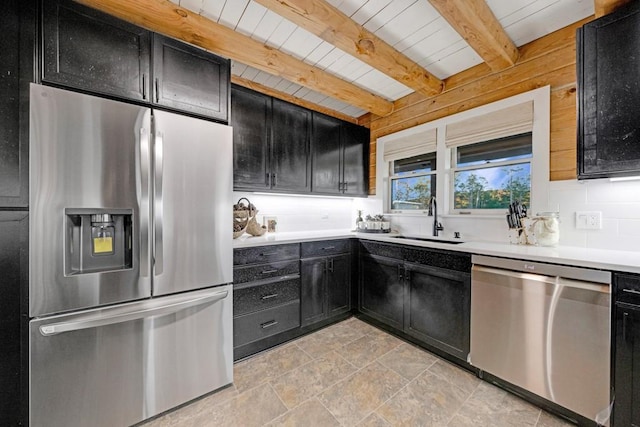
[531,212,560,246]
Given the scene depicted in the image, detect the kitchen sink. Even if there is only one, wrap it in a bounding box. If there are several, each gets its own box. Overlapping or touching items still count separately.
[391,236,464,244]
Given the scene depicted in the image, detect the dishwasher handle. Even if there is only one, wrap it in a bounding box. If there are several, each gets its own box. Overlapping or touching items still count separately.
[39,290,229,336]
[472,265,610,294]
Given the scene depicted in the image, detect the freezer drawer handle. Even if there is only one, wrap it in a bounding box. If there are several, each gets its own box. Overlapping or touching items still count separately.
[623,288,640,296]
[261,269,279,274]
[260,320,279,329]
[39,290,229,336]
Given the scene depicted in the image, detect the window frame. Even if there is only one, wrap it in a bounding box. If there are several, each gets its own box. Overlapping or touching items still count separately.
[377,86,550,218]
[388,152,437,213]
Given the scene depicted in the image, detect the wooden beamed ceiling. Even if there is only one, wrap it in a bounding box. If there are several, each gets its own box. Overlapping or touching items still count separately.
[426,0,519,71]
[74,0,615,122]
[253,0,444,97]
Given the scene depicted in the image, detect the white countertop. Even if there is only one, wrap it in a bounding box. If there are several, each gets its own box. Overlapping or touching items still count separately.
[233,229,640,274]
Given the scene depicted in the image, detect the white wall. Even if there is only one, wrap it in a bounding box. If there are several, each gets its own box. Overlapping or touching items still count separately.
[235,178,640,252]
[233,192,358,232]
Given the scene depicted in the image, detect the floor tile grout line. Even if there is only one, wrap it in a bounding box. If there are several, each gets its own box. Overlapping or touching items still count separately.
[443,377,482,426]
[534,408,543,426]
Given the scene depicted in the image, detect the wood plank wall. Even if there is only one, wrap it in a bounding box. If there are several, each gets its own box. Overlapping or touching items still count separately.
[366,17,593,194]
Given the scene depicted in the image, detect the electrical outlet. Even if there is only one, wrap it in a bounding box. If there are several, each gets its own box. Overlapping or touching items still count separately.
[575,211,602,230]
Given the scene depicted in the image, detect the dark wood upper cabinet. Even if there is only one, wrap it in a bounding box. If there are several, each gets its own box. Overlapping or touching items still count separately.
[42,0,150,102]
[231,85,368,196]
[311,113,369,196]
[152,34,229,122]
[270,99,311,193]
[577,1,640,179]
[231,86,271,190]
[341,121,369,197]
[311,114,343,195]
[0,0,31,208]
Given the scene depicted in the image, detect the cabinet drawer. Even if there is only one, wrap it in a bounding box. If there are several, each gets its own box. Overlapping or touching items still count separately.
[233,260,299,285]
[234,278,300,316]
[301,239,351,258]
[616,273,640,305]
[233,301,300,347]
[233,244,300,266]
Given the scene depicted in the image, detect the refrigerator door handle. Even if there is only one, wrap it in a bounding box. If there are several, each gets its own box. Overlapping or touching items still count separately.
[39,289,229,336]
[139,125,151,278]
[154,130,164,276]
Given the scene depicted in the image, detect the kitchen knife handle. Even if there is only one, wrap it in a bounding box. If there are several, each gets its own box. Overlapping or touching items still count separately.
[154,130,164,276]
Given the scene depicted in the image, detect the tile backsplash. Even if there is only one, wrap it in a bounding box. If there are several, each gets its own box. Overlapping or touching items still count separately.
[235,178,640,252]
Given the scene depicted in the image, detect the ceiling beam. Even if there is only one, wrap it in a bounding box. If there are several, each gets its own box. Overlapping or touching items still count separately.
[73,0,395,117]
[253,0,444,97]
[427,0,519,71]
[231,75,360,125]
[594,0,633,17]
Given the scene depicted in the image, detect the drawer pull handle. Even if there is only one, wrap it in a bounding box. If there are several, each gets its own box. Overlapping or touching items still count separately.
[261,293,279,300]
[260,320,278,329]
[261,269,279,274]
[623,289,640,295]
[322,246,336,250]
[260,252,278,257]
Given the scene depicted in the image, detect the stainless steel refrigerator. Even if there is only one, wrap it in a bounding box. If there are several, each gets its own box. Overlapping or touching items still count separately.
[28,84,233,427]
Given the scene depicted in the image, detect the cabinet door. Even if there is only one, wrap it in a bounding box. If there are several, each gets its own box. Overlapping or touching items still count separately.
[0,211,28,425]
[311,113,342,194]
[42,0,150,101]
[614,304,640,427]
[577,2,640,179]
[327,254,351,317]
[231,86,270,190]
[405,262,470,359]
[152,34,229,121]
[301,258,327,327]
[0,0,29,207]
[341,122,369,196]
[271,99,311,192]
[359,254,404,330]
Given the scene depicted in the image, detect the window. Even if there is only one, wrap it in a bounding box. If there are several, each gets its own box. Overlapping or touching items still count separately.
[379,87,549,217]
[390,152,436,211]
[452,133,532,211]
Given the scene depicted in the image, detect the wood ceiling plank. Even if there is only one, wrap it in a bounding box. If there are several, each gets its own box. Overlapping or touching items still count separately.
[74,0,395,116]
[594,0,633,17]
[427,0,519,71]
[253,0,444,97]
[231,75,360,124]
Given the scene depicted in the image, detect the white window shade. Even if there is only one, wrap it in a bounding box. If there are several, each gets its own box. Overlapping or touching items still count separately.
[445,101,533,148]
[383,128,437,162]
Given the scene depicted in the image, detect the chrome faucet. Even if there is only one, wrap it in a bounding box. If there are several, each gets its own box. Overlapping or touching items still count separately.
[428,196,444,237]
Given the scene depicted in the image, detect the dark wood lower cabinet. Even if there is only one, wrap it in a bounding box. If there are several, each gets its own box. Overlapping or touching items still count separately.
[359,254,405,330]
[0,211,28,425]
[404,262,470,360]
[614,303,640,427]
[358,244,471,362]
[301,253,351,327]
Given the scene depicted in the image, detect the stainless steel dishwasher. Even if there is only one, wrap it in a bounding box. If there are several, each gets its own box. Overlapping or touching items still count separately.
[469,255,611,425]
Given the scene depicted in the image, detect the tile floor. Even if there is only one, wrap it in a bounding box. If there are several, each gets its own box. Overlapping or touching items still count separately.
[144,317,574,427]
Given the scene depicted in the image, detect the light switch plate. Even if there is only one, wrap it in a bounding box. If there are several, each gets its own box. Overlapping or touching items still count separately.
[575,211,602,229]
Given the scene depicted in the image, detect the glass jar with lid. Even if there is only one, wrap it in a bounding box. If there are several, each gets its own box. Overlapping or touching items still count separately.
[531,212,560,246]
